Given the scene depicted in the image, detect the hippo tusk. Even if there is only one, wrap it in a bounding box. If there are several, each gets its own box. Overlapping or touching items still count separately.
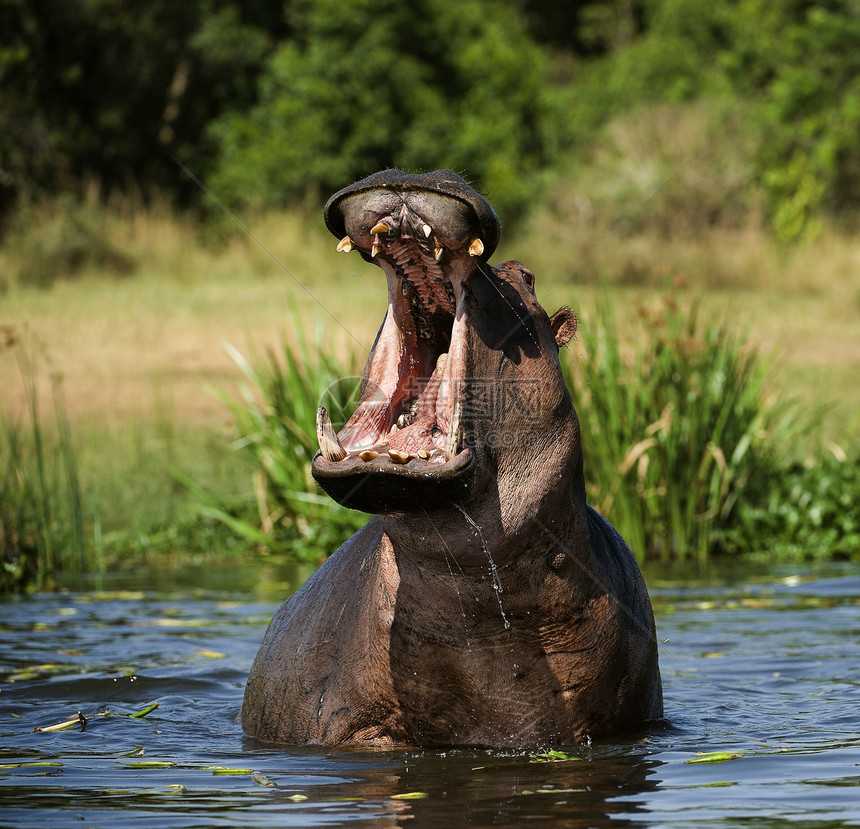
[336,235,354,253]
[422,223,432,238]
[434,247,444,261]
[316,406,347,462]
[370,221,390,235]
[444,401,461,461]
[371,243,381,258]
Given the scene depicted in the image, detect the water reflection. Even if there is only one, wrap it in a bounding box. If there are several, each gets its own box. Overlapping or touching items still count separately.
[232,742,665,827]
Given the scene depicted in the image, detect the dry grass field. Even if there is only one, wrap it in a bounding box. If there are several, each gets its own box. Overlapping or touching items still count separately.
[2,203,857,446]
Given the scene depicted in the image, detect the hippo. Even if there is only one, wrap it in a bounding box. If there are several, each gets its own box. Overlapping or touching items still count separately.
[241,169,663,747]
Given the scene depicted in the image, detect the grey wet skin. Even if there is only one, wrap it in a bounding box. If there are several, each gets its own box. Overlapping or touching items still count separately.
[242,169,662,747]
[325,168,500,263]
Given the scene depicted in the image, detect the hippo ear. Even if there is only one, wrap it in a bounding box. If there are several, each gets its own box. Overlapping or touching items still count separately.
[550,307,577,347]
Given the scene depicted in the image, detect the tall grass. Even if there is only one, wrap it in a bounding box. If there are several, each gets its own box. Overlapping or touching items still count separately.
[0,346,85,591]
[195,324,367,561]
[202,294,815,566]
[566,292,807,563]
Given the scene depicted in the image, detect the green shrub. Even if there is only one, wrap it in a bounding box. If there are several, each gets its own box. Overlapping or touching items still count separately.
[566,292,804,563]
[7,195,136,288]
[208,0,553,222]
[567,0,860,242]
[718,448,860,562]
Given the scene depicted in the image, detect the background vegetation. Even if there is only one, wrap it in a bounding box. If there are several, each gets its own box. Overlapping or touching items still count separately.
[2,0,859,590]
[3,0,859,235]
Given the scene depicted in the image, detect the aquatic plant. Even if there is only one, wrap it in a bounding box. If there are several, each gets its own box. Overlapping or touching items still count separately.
[0,343,85,591]
[200,324,366,560]
[718,444,860,561]
[565,292,805,563]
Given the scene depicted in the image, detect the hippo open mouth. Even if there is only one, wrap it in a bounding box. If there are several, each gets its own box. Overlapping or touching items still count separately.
[311,170,501,513]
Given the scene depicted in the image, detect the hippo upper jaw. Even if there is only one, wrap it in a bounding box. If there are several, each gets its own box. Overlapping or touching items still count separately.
[311,170,499,514]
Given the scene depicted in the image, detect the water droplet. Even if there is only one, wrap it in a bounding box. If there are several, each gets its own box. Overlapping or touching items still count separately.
[454,504,509,630]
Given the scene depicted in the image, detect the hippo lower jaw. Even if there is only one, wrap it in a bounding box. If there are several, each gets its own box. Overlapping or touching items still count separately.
[312,175,495,513]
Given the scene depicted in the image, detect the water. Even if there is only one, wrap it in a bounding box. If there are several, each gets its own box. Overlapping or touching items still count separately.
[2,562,859,827]
[453,504,510,629]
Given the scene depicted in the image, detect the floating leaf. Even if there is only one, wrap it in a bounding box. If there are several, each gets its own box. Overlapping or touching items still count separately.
[120,760,176,769]
[252,773,275,787]
[685,752,742,764]
[196,649,226,659]
[286,794,308,802]
[207,766,254,775]
[34,712,85,733]
[129,703,159,719]
[529,750,582,763]
[391,792,428,800]
[0,761,63,769]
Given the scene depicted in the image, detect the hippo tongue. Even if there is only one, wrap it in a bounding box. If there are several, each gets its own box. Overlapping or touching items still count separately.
[387,352,449,454]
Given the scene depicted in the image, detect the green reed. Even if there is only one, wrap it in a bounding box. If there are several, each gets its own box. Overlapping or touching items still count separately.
[0,349,85,591]
[200,323,367,560]
[565,293,805,563]
[211,295,811,565]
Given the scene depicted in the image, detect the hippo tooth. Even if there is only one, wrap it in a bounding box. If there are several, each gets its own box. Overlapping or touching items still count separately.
[445,401,461,460]
[372,243,381,258]
[316,406,347,462]
[434,247,443,261]
[370,221,390,235]
[388,449,411,464]
[468,237,484,257]
[359,450,379,462]
[396,412,412,429]
[417,449,430,460]
[422,223,432,238]
[336,235,354,253]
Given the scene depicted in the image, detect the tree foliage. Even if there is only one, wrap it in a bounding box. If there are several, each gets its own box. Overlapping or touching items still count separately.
[576,0,860,240]
[208,0,553,221]
[2,0,859,238]
[0,0,277,214]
